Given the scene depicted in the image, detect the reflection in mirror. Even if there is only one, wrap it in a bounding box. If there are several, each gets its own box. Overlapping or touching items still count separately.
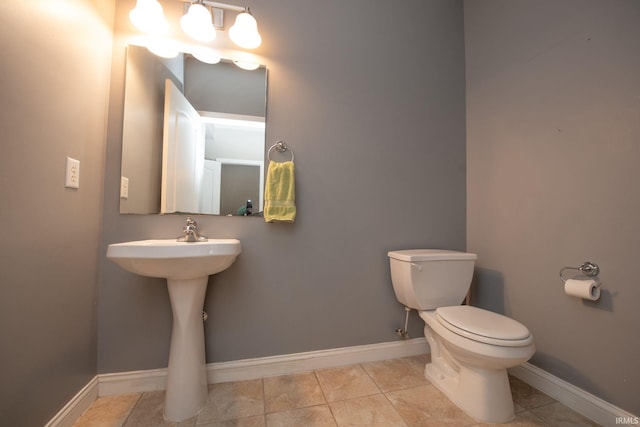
[120,45,267,215]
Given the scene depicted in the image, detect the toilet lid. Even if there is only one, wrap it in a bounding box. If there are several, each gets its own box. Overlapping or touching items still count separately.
[436,306,532,346]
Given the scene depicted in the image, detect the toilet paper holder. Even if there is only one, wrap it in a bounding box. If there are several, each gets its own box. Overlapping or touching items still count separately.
[559,261,603,287]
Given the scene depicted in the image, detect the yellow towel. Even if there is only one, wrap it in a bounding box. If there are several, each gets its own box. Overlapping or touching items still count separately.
[264,160,296,223]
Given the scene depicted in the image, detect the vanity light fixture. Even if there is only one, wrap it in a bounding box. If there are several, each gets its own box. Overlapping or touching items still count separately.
[229,7,262,49]
[181,1,216,42]
[129,0,169,35]
[129,0,264,64]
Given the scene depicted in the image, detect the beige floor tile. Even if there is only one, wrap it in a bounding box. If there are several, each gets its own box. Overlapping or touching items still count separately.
[122,391,197,427]
[264,371,326,413]
[515,402,527,414]
[362,355,430,392]
[329,394,407,426]
[472,410,551,426]
[315,365,380,402]
[73,393,140,427]
[530,402,600,427]
[198,415,266,427]
[510,377,556,411]
[265,405,337,427]
[196,379,264,424]
[386,384,476,426]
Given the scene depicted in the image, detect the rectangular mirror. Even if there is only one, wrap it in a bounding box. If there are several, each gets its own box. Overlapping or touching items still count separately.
[119,45,267,215]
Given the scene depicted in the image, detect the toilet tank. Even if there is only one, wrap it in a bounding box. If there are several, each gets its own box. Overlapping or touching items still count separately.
[388,249,477,310]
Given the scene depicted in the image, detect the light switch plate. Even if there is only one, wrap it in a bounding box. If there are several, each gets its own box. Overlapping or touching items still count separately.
[65,157,80,189]
[120,176,129,199]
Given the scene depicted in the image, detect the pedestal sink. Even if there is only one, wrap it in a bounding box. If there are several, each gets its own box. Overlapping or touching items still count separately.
[106,239,241,421]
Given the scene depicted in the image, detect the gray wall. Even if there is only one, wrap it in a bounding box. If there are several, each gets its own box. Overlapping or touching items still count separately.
[99,0,467,373]
[0,0,114,425]
[465,0,640,415]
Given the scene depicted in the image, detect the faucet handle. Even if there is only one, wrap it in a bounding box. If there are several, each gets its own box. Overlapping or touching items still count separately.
[183,217,200,235]
[178,216,207,242]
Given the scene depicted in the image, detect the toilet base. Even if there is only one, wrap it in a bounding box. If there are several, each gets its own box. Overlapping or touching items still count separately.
[418,308,535,423]
[425,354,515,423]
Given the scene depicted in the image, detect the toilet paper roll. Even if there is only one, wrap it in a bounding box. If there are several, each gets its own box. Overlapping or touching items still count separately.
[564,279,600,301]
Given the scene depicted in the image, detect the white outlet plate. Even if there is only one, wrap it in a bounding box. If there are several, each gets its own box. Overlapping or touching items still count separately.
[65,157,80,189]
[120,176,129,199]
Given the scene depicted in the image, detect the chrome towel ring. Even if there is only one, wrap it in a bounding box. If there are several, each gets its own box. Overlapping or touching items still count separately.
[268,140,294,162]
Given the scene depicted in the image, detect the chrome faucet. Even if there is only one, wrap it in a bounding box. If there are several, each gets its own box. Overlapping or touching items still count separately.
[177,217,208,242]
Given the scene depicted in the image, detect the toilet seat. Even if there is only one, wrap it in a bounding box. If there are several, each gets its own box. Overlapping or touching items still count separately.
[435,306,533,347]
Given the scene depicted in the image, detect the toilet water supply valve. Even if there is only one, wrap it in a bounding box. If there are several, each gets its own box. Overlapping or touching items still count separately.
[396,306,411,338]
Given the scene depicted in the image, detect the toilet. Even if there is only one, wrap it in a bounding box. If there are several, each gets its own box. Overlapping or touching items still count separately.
[388,249,535,423]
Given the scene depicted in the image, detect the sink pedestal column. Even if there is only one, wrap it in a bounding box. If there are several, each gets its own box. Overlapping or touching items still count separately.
[164,277,209,421]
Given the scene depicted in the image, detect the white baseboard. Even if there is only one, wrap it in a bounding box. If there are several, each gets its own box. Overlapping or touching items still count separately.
[207,337,429,384]
[98,338,428,396]
[45,376,98,427]
[509,363,638,426]
[99,366,168,397]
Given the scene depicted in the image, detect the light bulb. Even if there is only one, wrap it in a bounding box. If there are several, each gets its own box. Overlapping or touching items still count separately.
[146,39,180,58]
[233,60,260,71]
[181,3,216,42]
[193,51,221,64]
[129,0,168,35]
[229,11,262,49]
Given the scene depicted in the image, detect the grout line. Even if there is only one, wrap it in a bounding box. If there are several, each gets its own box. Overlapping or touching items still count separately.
[358,362,383,395]
[312,368,340,426]
[381,390,409,427]
[259,378,266,418]
[122,393,143,427]
[312,369,330,405]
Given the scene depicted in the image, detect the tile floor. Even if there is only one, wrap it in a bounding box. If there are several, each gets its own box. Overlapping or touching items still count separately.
[73,355,601,427]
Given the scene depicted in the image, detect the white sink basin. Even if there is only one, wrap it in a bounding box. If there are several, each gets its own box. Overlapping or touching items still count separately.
[106,239,241,279]
[106,238,241,421]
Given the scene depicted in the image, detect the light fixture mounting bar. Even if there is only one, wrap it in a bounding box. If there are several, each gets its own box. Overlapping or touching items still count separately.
[204,1,244,12]
[178,0,244,12]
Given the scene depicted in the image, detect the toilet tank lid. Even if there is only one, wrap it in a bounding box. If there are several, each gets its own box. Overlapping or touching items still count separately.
[388,249,477,262]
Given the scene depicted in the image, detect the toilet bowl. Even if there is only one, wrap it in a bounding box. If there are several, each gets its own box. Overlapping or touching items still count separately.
[420,306,535,423]
[388,249,535,423]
